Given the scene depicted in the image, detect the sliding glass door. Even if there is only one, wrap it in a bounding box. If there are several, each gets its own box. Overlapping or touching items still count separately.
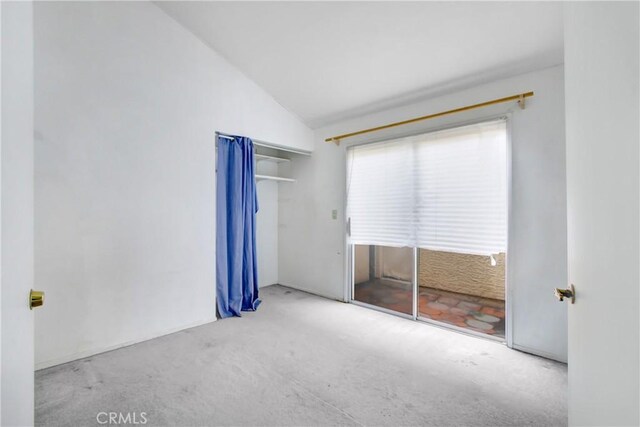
[347,119,508,339]
[417,249,506,338]
[353,245,414,316]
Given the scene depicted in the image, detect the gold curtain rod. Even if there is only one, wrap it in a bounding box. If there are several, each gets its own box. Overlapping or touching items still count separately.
[325,91,534,144]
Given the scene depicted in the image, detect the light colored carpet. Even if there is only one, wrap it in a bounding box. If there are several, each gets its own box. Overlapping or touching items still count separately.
[35,285,567,426]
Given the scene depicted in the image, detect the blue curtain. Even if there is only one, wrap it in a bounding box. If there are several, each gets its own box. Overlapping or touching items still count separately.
[216,135,261,318]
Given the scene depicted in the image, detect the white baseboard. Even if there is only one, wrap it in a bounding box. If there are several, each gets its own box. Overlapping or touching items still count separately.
[35,316,217,371]
[511,344,567,363]
[276,282,346,302]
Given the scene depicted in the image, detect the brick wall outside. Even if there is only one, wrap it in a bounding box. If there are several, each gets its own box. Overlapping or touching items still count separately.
[418,250,505,301]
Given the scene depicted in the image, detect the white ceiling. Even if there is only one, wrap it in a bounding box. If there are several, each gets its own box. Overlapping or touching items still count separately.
[157,1,564,128]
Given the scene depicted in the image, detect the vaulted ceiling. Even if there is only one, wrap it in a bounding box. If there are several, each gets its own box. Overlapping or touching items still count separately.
[157,1,564,128]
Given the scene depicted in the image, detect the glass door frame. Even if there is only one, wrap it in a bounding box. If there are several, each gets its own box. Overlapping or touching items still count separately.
[346,245,418,321]
[343,114,513,346]
[347,245,506,343]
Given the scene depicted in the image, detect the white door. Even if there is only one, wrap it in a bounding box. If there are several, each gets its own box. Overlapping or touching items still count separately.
[1,1,36,425]
[564,2,639,426]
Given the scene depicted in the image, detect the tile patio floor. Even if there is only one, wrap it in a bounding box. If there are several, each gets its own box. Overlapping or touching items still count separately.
[354,278,505,338]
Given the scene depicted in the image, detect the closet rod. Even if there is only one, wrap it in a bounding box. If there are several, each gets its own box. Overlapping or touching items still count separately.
[215,131,312,156]
[325,91,534,145]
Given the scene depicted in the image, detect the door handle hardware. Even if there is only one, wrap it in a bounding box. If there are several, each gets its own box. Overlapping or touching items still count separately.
[30,289,44,309]
[554,284,575,304]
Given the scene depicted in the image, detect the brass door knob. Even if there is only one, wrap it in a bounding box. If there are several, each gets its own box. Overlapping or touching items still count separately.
[30,289,44,309]
[554,284,575,304]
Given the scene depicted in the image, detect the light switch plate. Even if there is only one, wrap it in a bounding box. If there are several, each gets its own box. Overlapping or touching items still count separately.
[332,209,338,220]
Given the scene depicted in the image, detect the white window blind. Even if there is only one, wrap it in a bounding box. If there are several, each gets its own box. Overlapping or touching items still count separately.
[346,119,507,256]
[346,138,415,247]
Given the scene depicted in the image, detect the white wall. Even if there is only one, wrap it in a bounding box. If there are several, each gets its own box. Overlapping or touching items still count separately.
[256,161,279,288]
[1,1,35,424]
[279,66,568,361]
[34,1,312,369]
[564,3,639,425]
